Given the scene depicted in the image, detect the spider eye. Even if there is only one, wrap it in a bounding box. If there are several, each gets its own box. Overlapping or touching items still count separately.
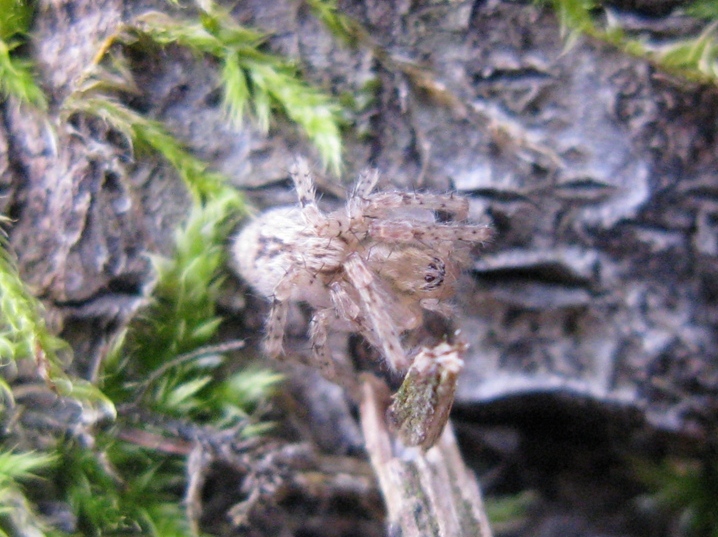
[422,257,446,290]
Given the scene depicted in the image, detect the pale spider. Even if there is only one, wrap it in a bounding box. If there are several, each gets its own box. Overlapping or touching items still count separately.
[232,158,491,382]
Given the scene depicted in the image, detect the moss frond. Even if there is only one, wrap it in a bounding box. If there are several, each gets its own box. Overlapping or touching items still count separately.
[549,0,596,35]
[81,186,276,534]
[56,17,281,528]
[0,222,61,365]
[58,440,193,536]
[654,21,718,80]
[150,187,243,338]
[0,3,326,533]
[63,95,229,201]
[0,40,47,109]
[247,60,343,168]
[220,52,251,126]
[106,188,247,417]
[484,490,536,530]
[0,450,55,485]
[635,457,718,537]
[126,9,343,173]
[0,450,55,537]
[0,222,113,419]
[0,1,47,109]
[0,0,32,42]
[0,217,115,426]
[305,0,361,46]
[212,368,283,429]
[540,0,718,85]
[688,0,718,20]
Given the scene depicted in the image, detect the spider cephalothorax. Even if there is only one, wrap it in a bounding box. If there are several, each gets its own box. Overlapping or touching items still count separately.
[232,158,492,382]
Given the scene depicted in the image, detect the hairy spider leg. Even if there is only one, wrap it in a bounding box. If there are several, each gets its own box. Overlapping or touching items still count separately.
[334,262,424,327]
[312,212,363,244]
[263,266,302,358]
[308,308,338,380]
[328,281,363,322]
[290,157,323,227]
[289,159,366,242]
[363,192,470,221]
[350,168,380,200]
[419,297,456,318]
[339,168,380,240]
[343,253,410,371]
[328,282,384,351]
[264,297,288,358]
[368,220,493,244]
[308,305,361,396]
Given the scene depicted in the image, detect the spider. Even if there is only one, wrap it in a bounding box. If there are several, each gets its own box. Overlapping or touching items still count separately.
[231,158,492,383]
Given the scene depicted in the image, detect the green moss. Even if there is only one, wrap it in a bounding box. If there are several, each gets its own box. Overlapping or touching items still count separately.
[0,0,46,108]
[540,0,718,84]
[125,7,344,174]
[635,456,718,537]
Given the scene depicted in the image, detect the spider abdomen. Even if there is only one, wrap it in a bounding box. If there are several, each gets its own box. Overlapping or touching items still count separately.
[233,206,345,306]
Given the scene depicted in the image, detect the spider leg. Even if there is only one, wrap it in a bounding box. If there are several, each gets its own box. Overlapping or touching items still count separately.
[420,297,456,318]
[264,296,288,358]
[347,169,379,227]
[263,267,301,358]
[350,168,380,201]
[328,282,363,325]
[290,157,323,226]
[330,280,419,351]
[363,192,470,221]
[368,219,492,244]
[308,308,339,381]
[291,157,360,242]
[343,253,410,371]
[313,169,378,241]
[328,282,382,350]
[309,307,362,396]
